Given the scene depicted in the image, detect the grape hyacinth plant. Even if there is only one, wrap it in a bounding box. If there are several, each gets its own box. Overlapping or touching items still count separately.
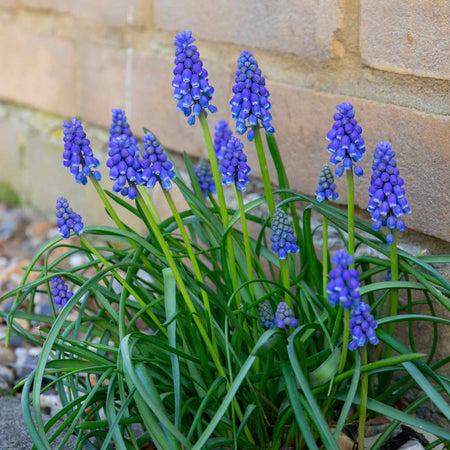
[63,117,101,184]
[172,30,217,125]
[50,276,73,307]
[55,196,84,239]
[2,29,449,450]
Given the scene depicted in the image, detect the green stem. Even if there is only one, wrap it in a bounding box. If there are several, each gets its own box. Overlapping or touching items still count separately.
[346,169,355,266]
[137,187,254,444]
[385,228,399,359]
[254,126,275,216]
[338,308,350,374]
[164,189,216,346]
[280,259,293,309]
[322,214,329,299]
[359,347,368,450]
[233,186,254,299]
[79,235,167,336]
[198,112,239,303]
[139,184,161,223]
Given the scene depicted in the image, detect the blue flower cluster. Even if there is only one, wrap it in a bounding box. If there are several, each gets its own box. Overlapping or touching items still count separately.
[106,134,142,200]
[275,302,298,329]
[50,276,73,307]
[270,208,300,259]
[194,158,215,196]
[141,132,176,191]
[348,302,379,350]
[326,102,365,178]
[63,117,101,184]
[216,136,251,191]
[367,142,411,245]
[172,31,217,125]
[55,197,84,239]
[326,250,360,310]
[315,164,339,202]
[213,120,233,162]
[109,109,138,144]
[258,300,275,329]
[230,50,275,141]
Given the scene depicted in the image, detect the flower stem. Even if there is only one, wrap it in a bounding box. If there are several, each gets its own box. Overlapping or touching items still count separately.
[385,229,399,359]
[322,214,329,299]
[198,111,239,303]
[359,347,368,450]
[79,235,167,336]
[254,126,275,217]
[280,259,293,309]
[233,186,254,299]
[338,308,350,374]
[164,189,216,346]
[346,169,355,267]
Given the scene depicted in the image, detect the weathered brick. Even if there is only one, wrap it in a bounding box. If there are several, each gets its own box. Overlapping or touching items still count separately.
[257,84,450,241]
[20,0,69,12]
[0,0,15,9]
[154,0,341,59]
[69,0,148,26]
[0,28,76,116]
[0,117,20,188]
[79,43,233,158]
[360,0,450,79]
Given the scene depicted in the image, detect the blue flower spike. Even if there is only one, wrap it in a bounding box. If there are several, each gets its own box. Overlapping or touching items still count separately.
[326,250,361,310]
[258,300,275,329]
[56,197,84,240]
[50,276,73,307]
[141,132,176,191]
[230,51,275,141]
[109,109,138,145]
[326,102,365,177]
[315,164,339,202]
[367,142,411,245]
[106,134,142,200]
[172,31,217,125]
[194,158,216,196]
[216,136,251,192]
[63,117,101,184]
[348,302,379,350]
[270,208,300,259]
[213,120,233,162]
[275,302,298,329]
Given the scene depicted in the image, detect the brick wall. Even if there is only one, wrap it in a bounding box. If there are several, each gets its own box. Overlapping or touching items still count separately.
[0,0,448,242]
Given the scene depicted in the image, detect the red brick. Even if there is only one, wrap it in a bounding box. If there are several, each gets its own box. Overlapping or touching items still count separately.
[360,0,449,79]
[0,28,76,116]
[69,0,148,27]
[154,0,341,59]
[262,84,450,241]
[79,43,233,158]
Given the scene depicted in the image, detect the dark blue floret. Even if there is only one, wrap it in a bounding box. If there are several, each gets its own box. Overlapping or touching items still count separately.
[172,31,216,125]
[216,136,251,191]
[194,158,215,196]
[106,134,142,200]
[258,300,274,329]
[141,132,176,191]
[50,276,73,307]
[326,250,361,310]
[275,302,298,328]
[348,302,379,350]
[63,117,101,184]
[213,120,233,161]
[109,109,138,145]
[55,197,84,239]
[230,50,275,141]
[270,209,300,259]
[326,102,365,177]
[367,142,411,245]
[315,164,339,202]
